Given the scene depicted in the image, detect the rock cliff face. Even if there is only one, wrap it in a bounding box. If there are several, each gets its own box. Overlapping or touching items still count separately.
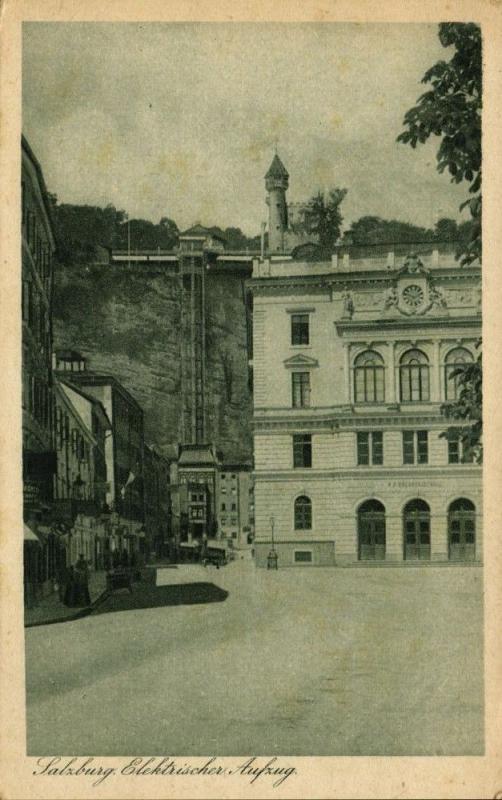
[52,262,253,462]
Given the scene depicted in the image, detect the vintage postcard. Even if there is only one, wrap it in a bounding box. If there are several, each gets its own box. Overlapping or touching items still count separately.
[1,1,501,798]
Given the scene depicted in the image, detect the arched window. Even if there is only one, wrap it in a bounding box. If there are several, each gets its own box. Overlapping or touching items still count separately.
[399,349,430,402]
[294,496,312,530]
[448,498,476,561]
[444,347,473,401]
[354,350,385,403]
[403,499,430,560]
[358,499,386,560]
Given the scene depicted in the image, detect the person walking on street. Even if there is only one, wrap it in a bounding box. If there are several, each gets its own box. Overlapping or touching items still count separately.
[74,554,91,606]
[63,565,76,606]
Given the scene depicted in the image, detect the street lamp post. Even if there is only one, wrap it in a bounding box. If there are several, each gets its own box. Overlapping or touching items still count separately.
[267,514,278,569]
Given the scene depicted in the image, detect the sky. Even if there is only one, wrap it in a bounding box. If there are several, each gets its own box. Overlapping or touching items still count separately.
[22,22,468,236]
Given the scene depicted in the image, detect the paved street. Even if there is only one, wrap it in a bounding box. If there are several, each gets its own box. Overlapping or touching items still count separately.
[25,561,483,756]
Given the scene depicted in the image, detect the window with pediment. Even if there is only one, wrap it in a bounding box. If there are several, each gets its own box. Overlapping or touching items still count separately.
[353,350,385,403]
[399,349,430,402]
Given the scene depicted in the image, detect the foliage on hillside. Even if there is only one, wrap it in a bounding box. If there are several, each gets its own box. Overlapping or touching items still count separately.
[346,216,474,247]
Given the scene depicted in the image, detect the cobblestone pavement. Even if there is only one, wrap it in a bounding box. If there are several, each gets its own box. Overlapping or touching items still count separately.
[25,561,483,756]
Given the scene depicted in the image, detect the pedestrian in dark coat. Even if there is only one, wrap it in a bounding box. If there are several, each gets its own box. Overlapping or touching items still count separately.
[74,555,91,606]
[64,566,76,606]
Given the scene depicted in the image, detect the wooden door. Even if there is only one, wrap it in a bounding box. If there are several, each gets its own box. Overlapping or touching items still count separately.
[449,511,476,561]
[358,512,386,560]
[404,505,431,560]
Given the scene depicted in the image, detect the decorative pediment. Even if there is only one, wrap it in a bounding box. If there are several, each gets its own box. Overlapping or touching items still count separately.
[283,353,319,368]
[382,259,448,318]
[398,253,430,276]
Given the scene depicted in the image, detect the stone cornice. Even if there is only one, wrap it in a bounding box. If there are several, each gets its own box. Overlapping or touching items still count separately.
[335,314,481,334]
[253,408,450,431]
[248,267,481,294]
[253,465,482,480]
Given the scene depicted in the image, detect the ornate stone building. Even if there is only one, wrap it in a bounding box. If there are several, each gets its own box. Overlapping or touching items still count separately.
[249,240,481,567]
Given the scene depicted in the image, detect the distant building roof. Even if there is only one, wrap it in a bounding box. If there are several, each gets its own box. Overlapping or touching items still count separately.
[178,445,217,467]
[265,154,289,180]
[56,377,112,430]
[21,134,58,250]
[55,349,86,361]
[180,225,226,243]
[60,371,143,414]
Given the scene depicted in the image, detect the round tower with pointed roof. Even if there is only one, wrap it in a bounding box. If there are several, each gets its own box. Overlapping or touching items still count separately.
[265,153,289,253]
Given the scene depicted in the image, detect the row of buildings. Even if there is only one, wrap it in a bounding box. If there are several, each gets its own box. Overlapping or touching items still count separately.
[22,136,255,605]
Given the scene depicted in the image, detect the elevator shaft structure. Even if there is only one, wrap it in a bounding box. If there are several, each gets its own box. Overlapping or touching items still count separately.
[178,228,225,445]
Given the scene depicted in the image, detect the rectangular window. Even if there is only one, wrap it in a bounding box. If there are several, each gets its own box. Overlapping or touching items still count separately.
[403,431,428,464]
[292,372,311,408]
[221,503,226,511]
[293,434,312,468]
[448,430,474,464]
[291,314,309,346]
[22,281,29,321]
[372,431,383,464]
[357,432,384,466]
[231,503,237,511]
[294,550,313,563]
[417,430,428,464]
[357,432,370,465]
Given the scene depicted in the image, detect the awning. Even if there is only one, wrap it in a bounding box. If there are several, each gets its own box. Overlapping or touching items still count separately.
[23,523,42,546]
[38,524,67,538]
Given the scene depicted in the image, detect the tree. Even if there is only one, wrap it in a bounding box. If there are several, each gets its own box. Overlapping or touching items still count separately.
[398,23,482,459]
[440,347,482,463]
[302,188,347,253]
[433,217,459,242]
[52,202,127,264]
[397,23,481,265]
[114,217,179,250]
[348,215,435,245]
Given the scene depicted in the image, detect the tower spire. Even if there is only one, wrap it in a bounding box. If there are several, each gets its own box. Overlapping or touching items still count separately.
[265,151,289,253]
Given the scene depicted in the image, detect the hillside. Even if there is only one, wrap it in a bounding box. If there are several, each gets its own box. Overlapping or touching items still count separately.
[52,261,253,462]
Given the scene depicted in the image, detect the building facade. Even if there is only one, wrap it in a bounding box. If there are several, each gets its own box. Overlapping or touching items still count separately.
[217,464,254,548]
[55,354,146,559]
[174,444,219,542]
[143,444,171,558]
[22,136,59,601]
[250,241,482,567]
[22,136,57,513]
[52,377,111,568]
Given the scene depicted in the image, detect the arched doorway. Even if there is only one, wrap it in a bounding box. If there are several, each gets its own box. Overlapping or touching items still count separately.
[448,499,476,561]
[403,499,431,560]
[358,500,386,560]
